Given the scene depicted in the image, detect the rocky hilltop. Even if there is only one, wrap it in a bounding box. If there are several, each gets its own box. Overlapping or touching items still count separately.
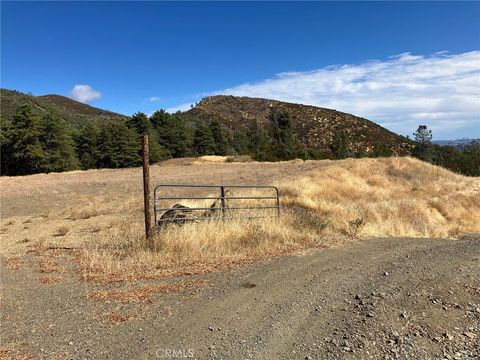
[188,95,413,156]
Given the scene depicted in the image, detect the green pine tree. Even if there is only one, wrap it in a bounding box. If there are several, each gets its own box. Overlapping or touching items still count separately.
[148,128,170,163]
[231,128,250,154]
[0,117,15,175]
[169,115,192,157]
[127,112,151,136]
[269,109,296,160]
[331,130,350,159]
[271,110,294,147]
[40,113,79,172]
[75,123,100,169]
[412,125,434,162]
[127,112,165,163]
[247,119,269,154]
[457,143,480,176]
[10,103,46,175]
[150,111,192,158]
[209,119,230,155]
[193,121,216,155]
[97,121,140,168]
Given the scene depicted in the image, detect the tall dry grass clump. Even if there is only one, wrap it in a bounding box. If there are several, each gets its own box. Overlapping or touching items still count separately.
[78,213,328,282]
[279,157,480,238]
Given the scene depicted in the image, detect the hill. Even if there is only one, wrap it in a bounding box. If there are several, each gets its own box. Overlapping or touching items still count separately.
[186,95,414,156]
[0,89,125,128]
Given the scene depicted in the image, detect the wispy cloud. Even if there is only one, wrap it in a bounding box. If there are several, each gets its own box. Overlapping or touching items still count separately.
[166,102,194,113]
[148,96,161,102]
[200,51,479,138]
[68,84,101,103]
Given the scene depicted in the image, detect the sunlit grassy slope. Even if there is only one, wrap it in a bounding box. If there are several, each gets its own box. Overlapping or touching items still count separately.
[1,156,479,283]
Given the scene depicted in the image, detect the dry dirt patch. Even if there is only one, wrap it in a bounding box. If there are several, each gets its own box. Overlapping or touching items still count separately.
[85,280,206,303]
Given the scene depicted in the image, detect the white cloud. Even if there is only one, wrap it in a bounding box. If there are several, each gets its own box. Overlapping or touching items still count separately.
[166,102,194,113]
[69,84,102,103]
[204,51,480,138]
[148,96,161,102]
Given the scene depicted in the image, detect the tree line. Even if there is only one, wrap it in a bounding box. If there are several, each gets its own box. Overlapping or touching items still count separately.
[1,102,478,176]
[0,103,316,175]
[410,125,479,177]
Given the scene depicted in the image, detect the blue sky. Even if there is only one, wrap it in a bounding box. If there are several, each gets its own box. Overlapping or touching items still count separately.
[1,1,479,139]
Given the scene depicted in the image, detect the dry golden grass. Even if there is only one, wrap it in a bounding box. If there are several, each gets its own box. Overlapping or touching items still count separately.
[279,157,480,238]
[0,348,32,360]
[37,256,62,273]
[5,257,23,270]
[1,157,479,283]
[53,226,70,237]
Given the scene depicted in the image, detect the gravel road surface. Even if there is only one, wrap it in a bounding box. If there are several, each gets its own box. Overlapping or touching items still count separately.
[1,235,479,359]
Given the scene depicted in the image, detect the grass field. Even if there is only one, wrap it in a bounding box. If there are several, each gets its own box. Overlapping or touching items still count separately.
[1,156,479,283]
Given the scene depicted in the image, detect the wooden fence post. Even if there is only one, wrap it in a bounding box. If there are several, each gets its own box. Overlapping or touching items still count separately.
[142,134,153,248]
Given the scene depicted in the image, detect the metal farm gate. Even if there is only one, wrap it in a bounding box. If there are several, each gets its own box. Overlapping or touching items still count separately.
[153,184,280,228]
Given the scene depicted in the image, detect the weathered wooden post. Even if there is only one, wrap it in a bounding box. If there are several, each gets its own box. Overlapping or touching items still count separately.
[142,134,153,247]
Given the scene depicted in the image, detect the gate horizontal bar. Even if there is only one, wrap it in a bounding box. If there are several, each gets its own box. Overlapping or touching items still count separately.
[156,195,278,200]
[158,215,278,223]
[156,205,279,212]
[154,184,279,189]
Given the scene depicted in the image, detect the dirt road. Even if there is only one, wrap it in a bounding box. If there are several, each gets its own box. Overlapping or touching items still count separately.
[1,235,479,359]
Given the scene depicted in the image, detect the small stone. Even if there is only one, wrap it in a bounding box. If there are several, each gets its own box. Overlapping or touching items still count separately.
[463,332,476,339]
[383,271,389,276]
[208,326,214,331]
[366,312,374,318]
[444,332,454,341]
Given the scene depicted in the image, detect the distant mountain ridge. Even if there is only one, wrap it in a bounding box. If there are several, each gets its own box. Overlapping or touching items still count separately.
[0,89,125,128]
[187,95,414,156]
[433,138,479,150]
